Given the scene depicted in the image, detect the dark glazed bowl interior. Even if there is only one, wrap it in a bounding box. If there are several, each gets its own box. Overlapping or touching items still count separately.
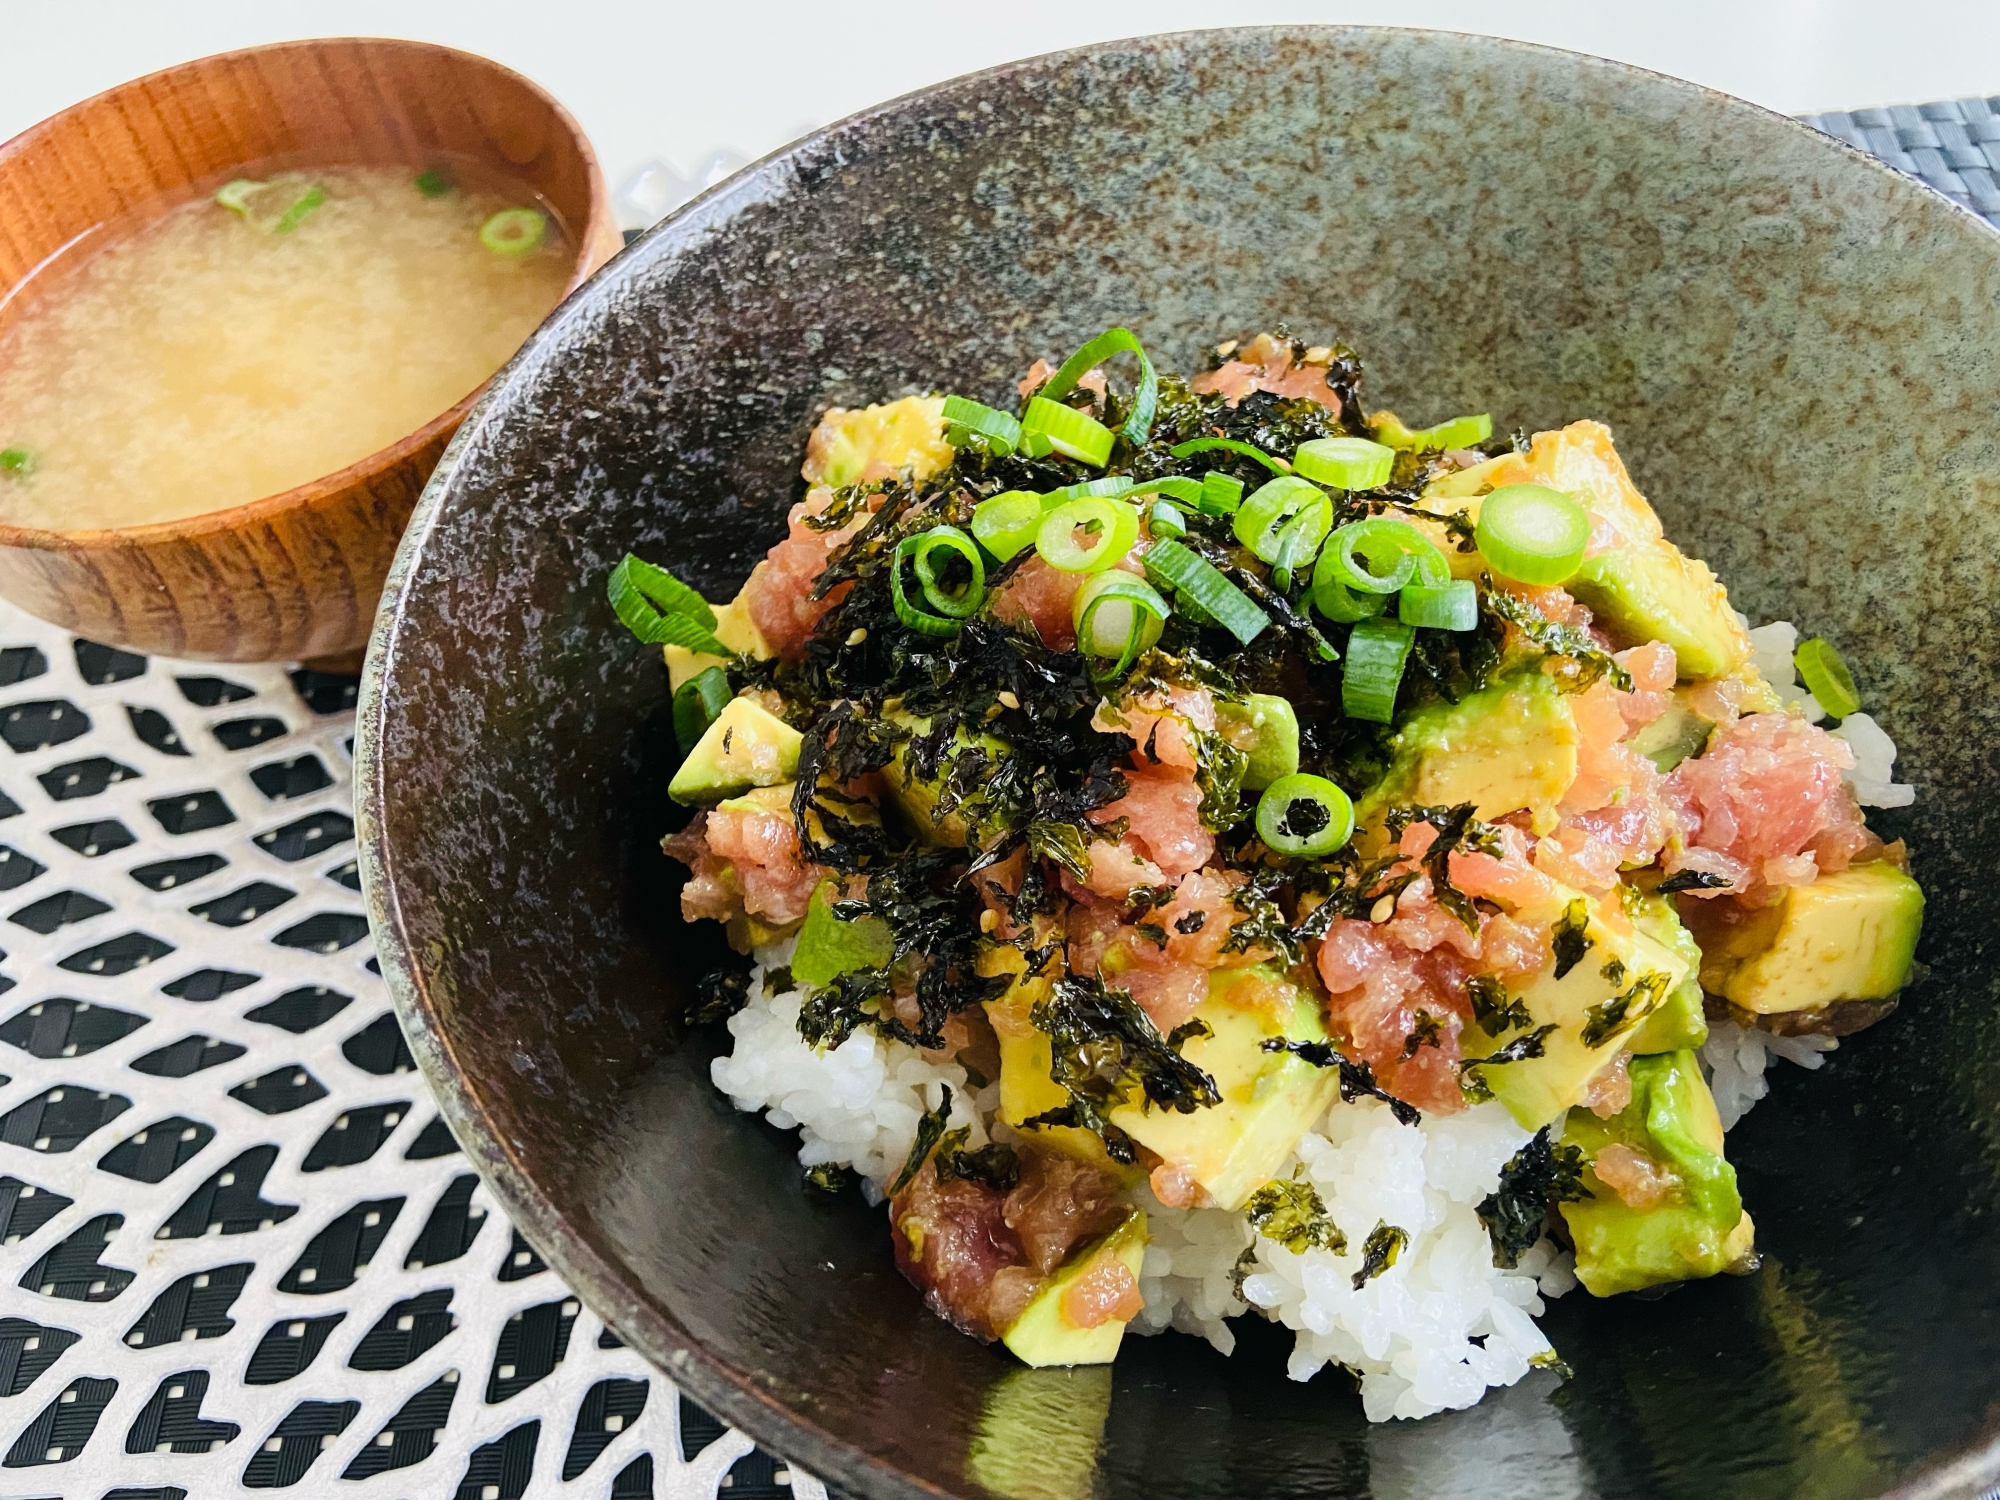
[358,27,2000,1500]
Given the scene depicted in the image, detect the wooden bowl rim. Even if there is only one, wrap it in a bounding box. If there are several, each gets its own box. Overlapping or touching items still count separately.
[0,34,614,552]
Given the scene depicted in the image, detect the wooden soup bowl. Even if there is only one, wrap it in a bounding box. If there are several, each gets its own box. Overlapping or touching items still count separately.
[0,37,622,663]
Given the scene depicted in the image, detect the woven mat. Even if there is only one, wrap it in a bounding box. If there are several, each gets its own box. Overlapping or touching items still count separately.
[0,99,1984,1500]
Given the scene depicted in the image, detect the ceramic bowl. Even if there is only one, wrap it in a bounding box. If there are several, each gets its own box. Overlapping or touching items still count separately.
[0,37,623,664]
[358,27,2000,1500]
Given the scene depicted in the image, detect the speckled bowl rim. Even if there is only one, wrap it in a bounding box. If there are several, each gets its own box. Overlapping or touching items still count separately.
[355,26,2000,1500]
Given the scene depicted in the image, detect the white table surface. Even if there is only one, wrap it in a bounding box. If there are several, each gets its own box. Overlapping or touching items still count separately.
[8,0,2000,217]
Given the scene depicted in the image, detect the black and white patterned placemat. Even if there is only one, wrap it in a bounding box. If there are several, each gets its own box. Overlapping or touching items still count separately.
[0,99,1985,1500]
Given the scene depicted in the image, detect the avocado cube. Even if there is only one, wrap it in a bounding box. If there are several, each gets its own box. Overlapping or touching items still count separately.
[1357,672,1579,836]
[1624,695,1715,773]
[667,697,802,805]
[1625,894,1709,1053]
[791,879,893,987]
[1694,860,1924,1015]
[880,709,1014,848]
[1001,1210,1148,1367]
[664,593,772,690]
[1107,966,1341,1212]
[1561,1050,1755,1295]
[804,395,955,488]
[1567,545,1752,681]
[1465,886,1693,1130]
[1216,693,1301,790]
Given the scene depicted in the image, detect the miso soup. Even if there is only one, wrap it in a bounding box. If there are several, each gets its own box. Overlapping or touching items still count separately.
[0,161,574,530]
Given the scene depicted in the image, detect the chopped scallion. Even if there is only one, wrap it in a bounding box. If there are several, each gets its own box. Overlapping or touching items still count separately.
[672,665,733,753]
[1474,484,1590,585]
[1343,618,1417,722]
[1254,773,1355,858]
[1372,411,1494,451]
[1199,471,1245,515]
[970,490,1046,561]
[0,447,35,479]
[891,534,971,635]
[1169,436,1291,474]
[1021,396,1115,466]
[214,178,265,215]
[607,555,729,653]
[1310,562,1389,624]
[1293,436,1395,490]
[1399,578,1480,631]
[910,525,986,618]
[480,207,547,257]
[414,170,452,198]
[1795,636,1862,718]
[272,185,327,234]
[1142,539,1270,644]
[1328,517,1447,595]
[1036,497,1138,572]
[942,395,1022,456]
[1037,327,1159,445]
[1073,572,1169,679]
[1149,499,1188,539]
[1234,476,1331,568]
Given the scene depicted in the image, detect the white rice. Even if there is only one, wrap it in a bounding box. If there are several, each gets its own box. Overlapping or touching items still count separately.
[704,615,1909,1419]
[1700,1017,1836,1131]
[713,962,1574,1421]
[1746,619,1915,808]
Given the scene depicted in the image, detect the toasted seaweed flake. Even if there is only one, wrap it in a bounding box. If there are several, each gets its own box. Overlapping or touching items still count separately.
[1552,898,1594,979]
[1027,974,1221,1161]
[1247,1173,1347,1254]
[1384,802,1502,934]
[1352,1222,1410,1289]
[1484,587,1632,692]
[1261,1037,1421,1126]
[1657,869,1733,893]
[1468,974,1532,1037]
[1477,1126,1593,1267]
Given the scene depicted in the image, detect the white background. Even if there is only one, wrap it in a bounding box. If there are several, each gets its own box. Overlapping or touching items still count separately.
[6,0,2000,200]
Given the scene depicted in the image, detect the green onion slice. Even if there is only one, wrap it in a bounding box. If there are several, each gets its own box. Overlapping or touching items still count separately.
[1042,475,1202,508]
[1149,499,1187,539]
[1142,539,1270,645]
[970,490,1046,561]
[1074,572,1170,679]
[0,447,35,478]
[1254,773,1356,858]
[214,178,265,215]
[1018,428,1054,459]
[481,207,548,256]
[910,525,986,618]
[1293,436,1395,490]
[273,185,327,234]
[1169,437,1291,474]
[1374,412,1495,451]
[891,536,969,636]
[607,554,729,653]
[1794,636,1862,718]
[1037,327,1159,445]
[672,665,733,753]
[942,395,1022,456]
[414,169,452,198]
[1037,497,1139,573]
[1343,618,1417,722]
[1312,570,1389,624]
[1474,484,1590,585]
[1199,471,1245,515]
[1327,517,1448,595]
[1399,578,1480,631]
[1021,396,1116,467]
[1235,476,1332,567]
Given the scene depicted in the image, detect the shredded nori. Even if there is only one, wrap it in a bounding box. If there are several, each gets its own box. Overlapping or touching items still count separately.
[1476,1126,1593,1268]
[1246,1173,1347,1254]
[1384,802,1503,934]
[1352,1221,1410,1289]
[1657,869,1733,893]
[1465,1024,1558,1070]
[1581,970,1672,1048]
[1261,1038,1421,1126]
[1483,587,1633,692]
[1467,974,1532,1037]
[1552,898,1594,979]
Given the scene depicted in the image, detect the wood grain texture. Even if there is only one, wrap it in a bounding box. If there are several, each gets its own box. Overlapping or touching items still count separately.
[0,37,622,661]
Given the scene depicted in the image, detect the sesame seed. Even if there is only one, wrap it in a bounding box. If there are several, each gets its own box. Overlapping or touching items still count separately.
[1370,894,1396,923]
[997,691,1020,710]
[846,627,868,647]
[979,908,999,933]
[1303,345,1333,365]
